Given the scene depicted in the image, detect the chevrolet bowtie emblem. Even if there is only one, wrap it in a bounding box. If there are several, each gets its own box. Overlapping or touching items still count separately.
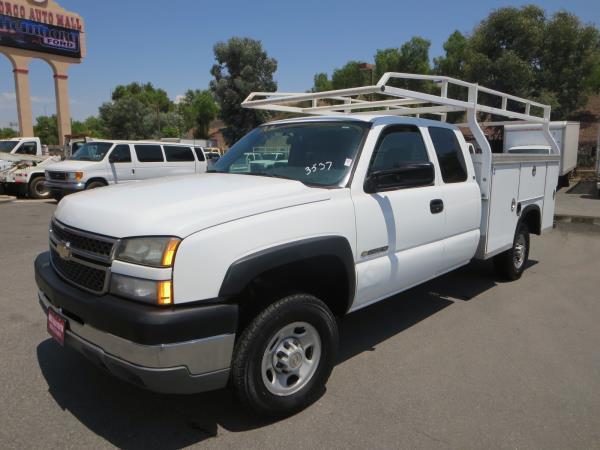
[56,241,72,261]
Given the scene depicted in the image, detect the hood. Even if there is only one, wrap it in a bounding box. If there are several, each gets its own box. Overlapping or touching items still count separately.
[45,160,102,172]
[54,173,331,238]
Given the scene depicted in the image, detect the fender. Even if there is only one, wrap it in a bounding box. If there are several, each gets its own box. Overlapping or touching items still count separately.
[518,203,542,235]
[219,236,356,311]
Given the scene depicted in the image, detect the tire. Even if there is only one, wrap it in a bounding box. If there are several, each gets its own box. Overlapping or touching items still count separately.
[86,180,106,190]
[493,222,530,280]
[231,293,338,417]
[51,191,64,202]
[28,177,50,199]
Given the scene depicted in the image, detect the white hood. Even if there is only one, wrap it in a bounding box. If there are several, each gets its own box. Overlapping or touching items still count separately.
[54,173,331,238]
[45,160,102,172]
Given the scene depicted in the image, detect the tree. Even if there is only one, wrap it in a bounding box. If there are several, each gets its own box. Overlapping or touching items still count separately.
[434,6,600,117]
[99,97,154,140]
[312,73,332,92]
[0,127,17,139]
[71,116,105,138]
[331,61,369,90]
[178,89,219,138]
[33,115,59,145]
[374,37,432,90]
[210,37,277,145]
[111,82,173,113]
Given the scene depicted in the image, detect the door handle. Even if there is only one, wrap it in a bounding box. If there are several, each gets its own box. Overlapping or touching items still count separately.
[132,168,135,174]
[430,199,444,214]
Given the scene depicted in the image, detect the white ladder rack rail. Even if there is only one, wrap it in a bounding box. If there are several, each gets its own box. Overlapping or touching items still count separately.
[242,72,561,199]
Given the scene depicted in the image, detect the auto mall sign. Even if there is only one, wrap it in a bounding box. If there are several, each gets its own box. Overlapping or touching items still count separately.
[0,0,84,58]
[0,0,83,31]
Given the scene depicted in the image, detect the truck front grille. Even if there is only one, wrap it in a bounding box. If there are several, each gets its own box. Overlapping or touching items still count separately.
[50,248,108,293]
[47,171,67,180]
[51,220,114,258]
[49,219,117,294]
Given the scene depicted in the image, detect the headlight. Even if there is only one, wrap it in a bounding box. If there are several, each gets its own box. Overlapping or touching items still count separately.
[116,237,180,267]
[110,274,172,305]
[67,171,84,181]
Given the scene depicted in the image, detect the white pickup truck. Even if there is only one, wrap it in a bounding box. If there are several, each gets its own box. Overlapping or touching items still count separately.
[34,73,560,416]
[0,137,43,170]
[44,140,208,200]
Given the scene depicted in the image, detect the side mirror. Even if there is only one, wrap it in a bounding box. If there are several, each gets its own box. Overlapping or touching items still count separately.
[365,162,435,193]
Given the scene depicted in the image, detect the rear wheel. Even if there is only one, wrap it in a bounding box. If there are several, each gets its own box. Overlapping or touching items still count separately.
[494,222,530,280]
[231,293,338,417]
[28,177,50,199]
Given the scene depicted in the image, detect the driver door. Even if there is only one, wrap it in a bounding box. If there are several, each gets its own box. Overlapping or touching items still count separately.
[107,144,136,183]
[351,125,446,310]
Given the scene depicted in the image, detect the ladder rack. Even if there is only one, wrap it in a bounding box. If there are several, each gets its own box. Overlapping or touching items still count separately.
[242,72,551,124]
[242,72,561,200]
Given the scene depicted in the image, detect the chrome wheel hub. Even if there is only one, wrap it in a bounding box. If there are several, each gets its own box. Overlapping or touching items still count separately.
[513,234,526,269]
[261,322,321,396]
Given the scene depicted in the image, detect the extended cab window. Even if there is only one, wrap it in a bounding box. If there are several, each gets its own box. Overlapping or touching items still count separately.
[135,145,164,163]
[16,141,37,155]
[194,147,206,161]
[164,145,194,162]
[369,126,429,172]
[211,121,370,187]
[110,145,131,163]
[429,127,467,183]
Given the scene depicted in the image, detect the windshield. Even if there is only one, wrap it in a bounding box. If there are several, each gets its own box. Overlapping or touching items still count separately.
[0,141,18,153]
[69,142,113,161]
[211,121,370,187]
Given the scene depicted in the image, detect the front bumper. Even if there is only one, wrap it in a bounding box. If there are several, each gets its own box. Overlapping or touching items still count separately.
[35,252,238,394]
[44,179,85,195]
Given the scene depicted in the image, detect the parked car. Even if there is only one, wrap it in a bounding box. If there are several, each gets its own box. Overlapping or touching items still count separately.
[44,140,208,200]
[34,73,561,416]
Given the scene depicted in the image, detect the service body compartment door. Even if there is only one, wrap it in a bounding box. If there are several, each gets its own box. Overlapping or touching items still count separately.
[518,162,546,202]
[542,161,560,230]
[486,163,520,255]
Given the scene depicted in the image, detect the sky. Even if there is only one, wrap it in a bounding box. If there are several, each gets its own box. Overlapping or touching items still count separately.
[0,0,599,128]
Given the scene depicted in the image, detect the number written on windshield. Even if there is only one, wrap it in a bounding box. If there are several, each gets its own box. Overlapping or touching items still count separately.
[305,161,332,175]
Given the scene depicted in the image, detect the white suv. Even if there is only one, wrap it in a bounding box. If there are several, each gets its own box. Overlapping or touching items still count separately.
[44,140,207,200]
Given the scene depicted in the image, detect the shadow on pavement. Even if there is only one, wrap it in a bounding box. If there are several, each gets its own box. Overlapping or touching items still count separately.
[37,258,528,448]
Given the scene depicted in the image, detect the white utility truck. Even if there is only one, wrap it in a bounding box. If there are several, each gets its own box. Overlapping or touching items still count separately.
[503,121,579,187]
[34,73,560,416]
[0,137,43,171]
[44,140,208,200]
[1,156,61,199]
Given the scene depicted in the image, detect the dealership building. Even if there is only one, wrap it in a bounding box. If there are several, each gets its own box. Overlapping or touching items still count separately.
[0,0,85,145]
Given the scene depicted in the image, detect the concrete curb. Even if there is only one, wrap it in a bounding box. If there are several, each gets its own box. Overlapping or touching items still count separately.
[0,195,16,204]
[554,214,600,225]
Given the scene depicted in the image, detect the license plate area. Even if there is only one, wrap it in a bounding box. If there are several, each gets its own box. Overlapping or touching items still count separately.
[47,308,67,346]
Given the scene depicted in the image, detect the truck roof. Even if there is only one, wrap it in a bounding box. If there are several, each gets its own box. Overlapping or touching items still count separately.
[266,114,458,129]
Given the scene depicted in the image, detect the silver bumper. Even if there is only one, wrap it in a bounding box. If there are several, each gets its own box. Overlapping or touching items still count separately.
[38,291,234,394]
[44,179,85,191]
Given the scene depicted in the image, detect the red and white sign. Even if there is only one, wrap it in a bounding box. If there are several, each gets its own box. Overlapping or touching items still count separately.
[47,308,66,346]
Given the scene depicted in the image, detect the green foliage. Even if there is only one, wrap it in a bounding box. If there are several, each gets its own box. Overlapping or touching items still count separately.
[34,115,59,145]
[210,37,277,145]
[71,116,105,138]
[111,82,172,113]
[331,61,370,90]
[312,73,332,92]
[99,97,154,140]
[434,6,600,117]
[178,89,219,139]
[0,127,17,139]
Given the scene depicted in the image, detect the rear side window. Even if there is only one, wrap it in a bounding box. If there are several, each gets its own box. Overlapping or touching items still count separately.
[194,147,205,161]
[429,127,467,183]
[110,144,131,163]
[135,145,164,163]
[163,145,194,162]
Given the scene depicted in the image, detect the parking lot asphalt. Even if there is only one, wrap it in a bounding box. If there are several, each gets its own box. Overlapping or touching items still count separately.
[1,200,599,449]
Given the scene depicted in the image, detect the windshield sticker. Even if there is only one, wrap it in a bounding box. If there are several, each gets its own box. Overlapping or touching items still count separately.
[305,161,333,175]
[344,158,353,167]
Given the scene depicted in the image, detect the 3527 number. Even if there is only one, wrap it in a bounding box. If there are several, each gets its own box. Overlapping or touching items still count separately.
[305,161,332,175]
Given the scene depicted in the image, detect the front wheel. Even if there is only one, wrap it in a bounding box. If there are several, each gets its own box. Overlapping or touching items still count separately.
[86,181,106,190]
[231,293,338,417]
[29,177,51,199]
[494,222,530,280]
